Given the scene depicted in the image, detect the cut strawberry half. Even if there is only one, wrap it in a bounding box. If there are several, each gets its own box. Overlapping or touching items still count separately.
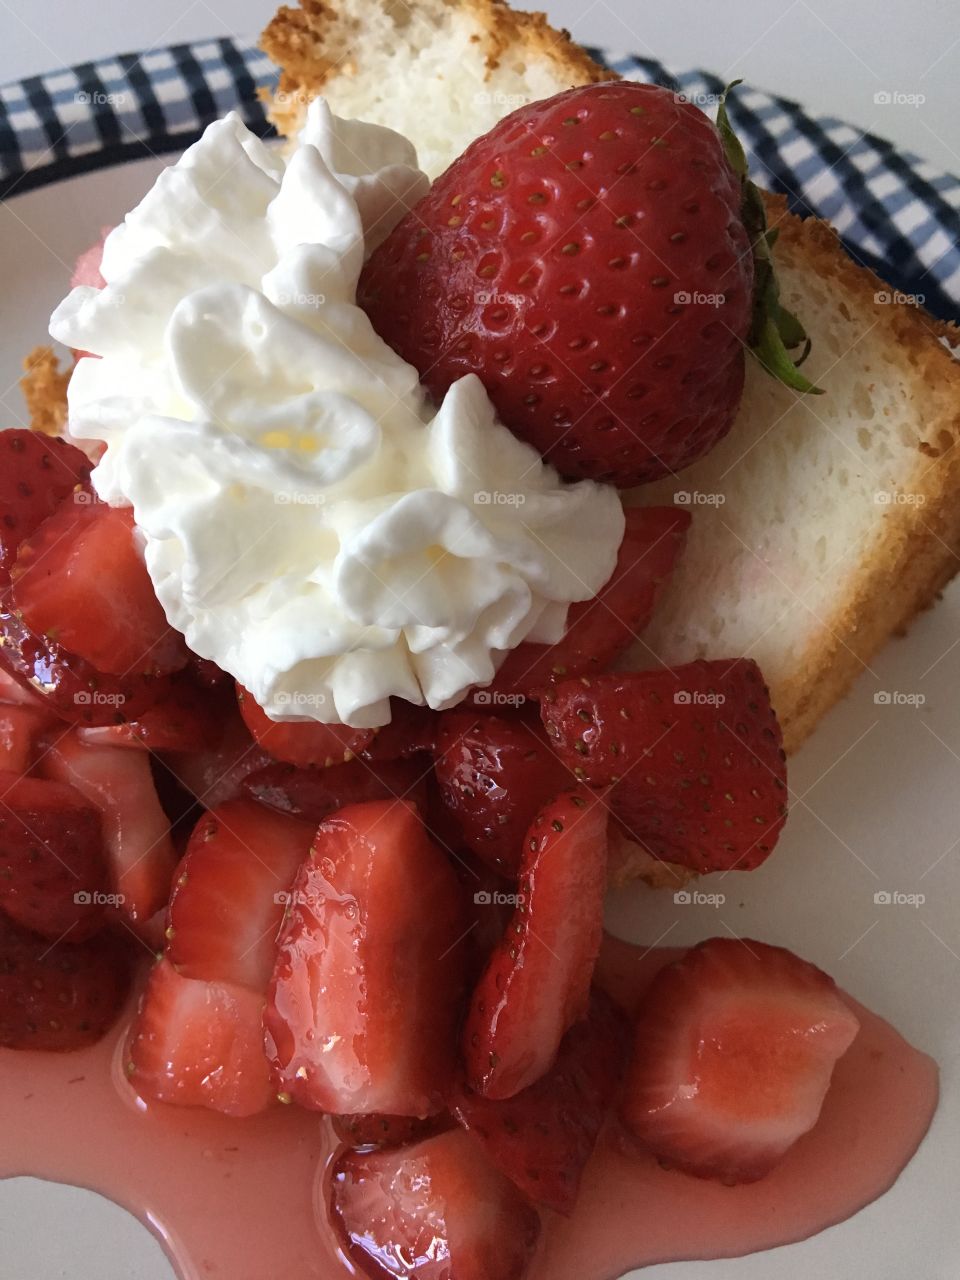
[77,674,226,753]
[0,429,92,589]
[478,507,691,701]
[41,730,177,927]
[12,501,188,678]
[453,987,628,1215]
[166,800,314,991]
[0,914,129,1051]
[243,756,428,826]
[237,684,375,767]
[331,1111,451,1150]
[0,770,108,940]
[463,788,609,1099]
[265,799,467,1117]
[432,711,573,875]
[330,1128,541,1280]
[621,937,861,1183]
[541,659,788,872]
[0,606,172,726]
[127,956,274,1118]
[359,699,439,761]
[0,702,58,773]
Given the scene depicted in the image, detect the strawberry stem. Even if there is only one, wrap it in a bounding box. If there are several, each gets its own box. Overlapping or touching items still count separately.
[717,82,824,395]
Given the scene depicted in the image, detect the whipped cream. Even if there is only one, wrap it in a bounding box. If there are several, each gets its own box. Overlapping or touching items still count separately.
[50,101,624,728]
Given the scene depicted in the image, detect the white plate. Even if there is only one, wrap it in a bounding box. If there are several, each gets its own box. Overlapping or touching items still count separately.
[0,156,958,1280]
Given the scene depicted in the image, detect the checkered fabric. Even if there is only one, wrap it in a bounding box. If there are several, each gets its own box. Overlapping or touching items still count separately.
[1,38,957,320]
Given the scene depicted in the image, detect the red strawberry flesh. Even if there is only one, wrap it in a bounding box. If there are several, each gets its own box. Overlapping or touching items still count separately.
[265,799,467,1117]
[0,770,108,940]
[0,914,129,1051]
[620,936,860,1182]
[330,1128,541,1280]
[463,787,609,1098]
[541,659,788,872]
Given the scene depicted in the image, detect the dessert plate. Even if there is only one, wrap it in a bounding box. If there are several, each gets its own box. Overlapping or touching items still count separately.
[1,42,958,1280]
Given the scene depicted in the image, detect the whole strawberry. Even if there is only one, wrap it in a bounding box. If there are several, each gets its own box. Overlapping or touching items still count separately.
[360,81,755,485]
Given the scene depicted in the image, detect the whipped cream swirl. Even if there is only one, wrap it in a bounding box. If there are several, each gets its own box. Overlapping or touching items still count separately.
[50,101,624,728]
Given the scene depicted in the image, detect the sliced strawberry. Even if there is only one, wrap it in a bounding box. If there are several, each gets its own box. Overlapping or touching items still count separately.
[243,756,428,825]
[620,937,861,1183]
[331,1111,451,1150]
[0,606,171,726]
[479,507,691,701]
[166,800,314,991]
[127,956,274,1117]
[463,788,608,1099]
[40,730,177,926]
[237,684,375,767]
[0,914,129,1051]
[76,674,225,753]
[360,699,439,761]
[541,660,788,873]
[164,705,271,811]
[0,666,50,710]
[453,987,627,1214]
[0,429,91,589]
[0,770,108,940]
[265,800,466,1117]
[0,702,58,773]
[12,501,187,678]
[330,1128,541,1280]
[432,711,572,875]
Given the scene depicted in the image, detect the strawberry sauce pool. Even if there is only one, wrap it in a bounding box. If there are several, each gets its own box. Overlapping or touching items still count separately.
[0,937,938,1280]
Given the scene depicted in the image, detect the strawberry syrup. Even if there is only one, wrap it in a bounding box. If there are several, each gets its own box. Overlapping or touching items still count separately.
[0,936,938,1280]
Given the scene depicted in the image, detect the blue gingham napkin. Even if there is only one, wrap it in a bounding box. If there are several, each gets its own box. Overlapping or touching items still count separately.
[0,38,957,321]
